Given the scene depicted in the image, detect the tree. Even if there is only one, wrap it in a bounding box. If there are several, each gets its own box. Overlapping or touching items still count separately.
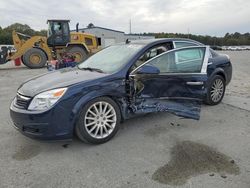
[35,29,47,36]
[224,33,230,38]
[0,31,12,44]
[233,32,241,39]
[87,23,94,28]
[0,23,47,44]
[4,23,33,34]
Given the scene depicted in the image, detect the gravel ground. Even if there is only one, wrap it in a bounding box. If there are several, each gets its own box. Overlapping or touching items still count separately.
[0,51,250,188]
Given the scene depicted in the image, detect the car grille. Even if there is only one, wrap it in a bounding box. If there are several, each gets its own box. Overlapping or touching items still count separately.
[14,93,31,109]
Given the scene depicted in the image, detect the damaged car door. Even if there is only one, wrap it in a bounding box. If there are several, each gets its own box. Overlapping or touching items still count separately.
[129,46,210,120]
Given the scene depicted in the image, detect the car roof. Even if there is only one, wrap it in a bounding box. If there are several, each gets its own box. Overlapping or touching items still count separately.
[128,38,203,46]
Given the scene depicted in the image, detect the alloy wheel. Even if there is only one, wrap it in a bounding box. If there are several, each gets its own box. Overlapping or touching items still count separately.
[210,78,224,103]
[84,101,117,139]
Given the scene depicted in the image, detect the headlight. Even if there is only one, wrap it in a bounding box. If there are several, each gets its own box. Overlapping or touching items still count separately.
[28,88,67,111]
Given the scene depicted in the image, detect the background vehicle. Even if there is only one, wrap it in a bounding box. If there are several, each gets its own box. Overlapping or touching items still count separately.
[0,20,99,68]
[10,39,232,144]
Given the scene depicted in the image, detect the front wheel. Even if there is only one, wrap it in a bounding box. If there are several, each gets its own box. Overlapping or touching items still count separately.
[22,48,47,68]
[75,97,121,144]
[205,75,226,105]
[66,46,88,63]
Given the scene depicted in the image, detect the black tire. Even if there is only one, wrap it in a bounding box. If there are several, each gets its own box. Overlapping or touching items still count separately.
[75,97,121,144]
[66,46,88,63]
[205,75,226,105]
[22,48,47,69]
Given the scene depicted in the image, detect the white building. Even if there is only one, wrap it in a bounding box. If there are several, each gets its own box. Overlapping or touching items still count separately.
[76,26,155,48]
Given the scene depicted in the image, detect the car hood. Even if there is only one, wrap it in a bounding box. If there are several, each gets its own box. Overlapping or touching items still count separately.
[18,67,107,97]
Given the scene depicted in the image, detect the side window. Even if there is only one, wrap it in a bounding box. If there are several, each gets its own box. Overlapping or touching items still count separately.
[85,37,93,46]
[62,22,69,35]
[53,22,62,35]
[176,48,203,62]
[48,24,52,37]
[174,41,198,48]
[134,43,173,68]
[147,47,206,73]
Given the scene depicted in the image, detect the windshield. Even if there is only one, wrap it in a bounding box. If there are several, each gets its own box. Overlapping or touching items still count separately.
[78,44,144,73]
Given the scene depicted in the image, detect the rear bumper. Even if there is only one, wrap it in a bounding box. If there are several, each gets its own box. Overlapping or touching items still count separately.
[10,100,74,140]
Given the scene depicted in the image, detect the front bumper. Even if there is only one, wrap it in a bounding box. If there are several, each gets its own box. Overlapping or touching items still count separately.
[10,100,74,140]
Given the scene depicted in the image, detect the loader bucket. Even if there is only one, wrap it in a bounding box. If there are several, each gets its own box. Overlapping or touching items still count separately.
[0,46,8,64]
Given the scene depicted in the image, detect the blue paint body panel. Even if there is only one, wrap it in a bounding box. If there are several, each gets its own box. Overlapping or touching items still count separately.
[9,38,232,140]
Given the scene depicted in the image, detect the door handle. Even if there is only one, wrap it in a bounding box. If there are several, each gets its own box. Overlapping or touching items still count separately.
[186,81,204,86]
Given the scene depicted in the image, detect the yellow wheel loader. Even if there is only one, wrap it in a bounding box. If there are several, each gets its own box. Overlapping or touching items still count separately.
[0,20,99,68]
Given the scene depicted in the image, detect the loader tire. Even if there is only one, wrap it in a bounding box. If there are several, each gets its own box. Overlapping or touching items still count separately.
[66,46,88,63]
[23,48,47,69]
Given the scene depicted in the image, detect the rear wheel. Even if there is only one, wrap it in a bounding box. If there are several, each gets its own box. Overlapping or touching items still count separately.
[75,97,121,144]
[205,75,226,105]
[66,46,88,63]
[22,48,47,69]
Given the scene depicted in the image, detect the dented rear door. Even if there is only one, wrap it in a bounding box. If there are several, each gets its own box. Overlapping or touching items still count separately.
[130,46,210,120]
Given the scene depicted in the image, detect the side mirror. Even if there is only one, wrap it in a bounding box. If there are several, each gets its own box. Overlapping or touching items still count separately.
[136,65,160,74]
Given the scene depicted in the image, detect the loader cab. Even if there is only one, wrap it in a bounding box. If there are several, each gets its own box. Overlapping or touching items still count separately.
[47,20,70,47]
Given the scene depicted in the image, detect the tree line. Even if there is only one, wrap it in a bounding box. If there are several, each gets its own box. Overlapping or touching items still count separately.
[141,32,250,46]
[1,23,250,46]
[0,23,46,44]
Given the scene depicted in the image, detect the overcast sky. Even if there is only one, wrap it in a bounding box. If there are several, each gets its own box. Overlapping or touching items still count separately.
[0,0,249,36]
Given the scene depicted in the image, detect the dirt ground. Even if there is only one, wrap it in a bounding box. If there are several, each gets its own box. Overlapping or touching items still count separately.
[0,51,250,188]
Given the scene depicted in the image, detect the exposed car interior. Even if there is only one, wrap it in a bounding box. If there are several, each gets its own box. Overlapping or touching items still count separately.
[133,42,173,69]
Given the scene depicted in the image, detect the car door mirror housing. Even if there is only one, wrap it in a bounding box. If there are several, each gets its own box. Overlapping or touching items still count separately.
[136,65,160,75]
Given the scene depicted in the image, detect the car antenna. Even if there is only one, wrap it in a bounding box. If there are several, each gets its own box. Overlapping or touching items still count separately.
[125,39,131,44]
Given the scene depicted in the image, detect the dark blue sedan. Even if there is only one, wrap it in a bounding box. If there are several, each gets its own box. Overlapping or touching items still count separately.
[10,38,232,144]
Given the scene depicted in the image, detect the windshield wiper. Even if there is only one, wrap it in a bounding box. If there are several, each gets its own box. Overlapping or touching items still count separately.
[78,66,104,73]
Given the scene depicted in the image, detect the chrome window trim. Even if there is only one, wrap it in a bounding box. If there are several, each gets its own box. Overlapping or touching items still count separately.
[130,46,209,76]
[129,72,207,77]
[173,42,176,48]
[201,46,210,73]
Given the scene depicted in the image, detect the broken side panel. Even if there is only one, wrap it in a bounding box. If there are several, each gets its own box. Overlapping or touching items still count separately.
[133,98,201,120]
[130,74,207,120]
